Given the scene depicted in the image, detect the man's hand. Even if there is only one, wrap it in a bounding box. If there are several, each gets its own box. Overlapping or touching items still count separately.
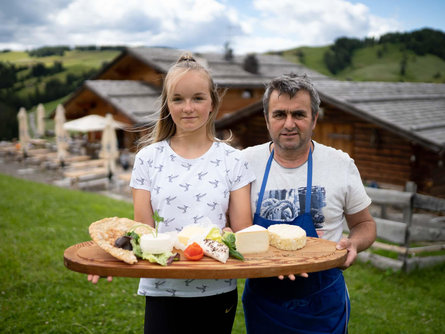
[278,272,309,280]
[87,274,113,284]
[336,237,358,270]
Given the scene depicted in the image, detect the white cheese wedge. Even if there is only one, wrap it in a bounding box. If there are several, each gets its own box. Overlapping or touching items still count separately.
[140,233,175,254]
[199,239,229,263]
[177,225,208,246]
[235,225,269,254]
[267,224,306,250]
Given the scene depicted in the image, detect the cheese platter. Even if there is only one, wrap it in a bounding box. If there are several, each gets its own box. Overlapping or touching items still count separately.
[64,237,347,279]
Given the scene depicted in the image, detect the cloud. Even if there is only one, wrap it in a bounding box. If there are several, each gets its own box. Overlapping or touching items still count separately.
[0,0,403,53]
[230,0,403,53]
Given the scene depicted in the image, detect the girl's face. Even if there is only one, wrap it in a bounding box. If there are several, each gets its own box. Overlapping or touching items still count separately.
[167,70,213,136]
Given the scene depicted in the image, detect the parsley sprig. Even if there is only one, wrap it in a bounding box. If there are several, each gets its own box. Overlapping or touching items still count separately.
[152,210,164,237]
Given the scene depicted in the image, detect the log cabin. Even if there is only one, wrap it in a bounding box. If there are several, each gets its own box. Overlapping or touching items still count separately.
[215,80,445,197]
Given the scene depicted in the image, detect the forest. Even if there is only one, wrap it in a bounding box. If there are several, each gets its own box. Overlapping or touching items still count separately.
[323,28,445,74]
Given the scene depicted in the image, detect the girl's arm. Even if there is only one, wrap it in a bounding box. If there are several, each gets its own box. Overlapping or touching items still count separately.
[132,188,155,228]
[227,183,252,232]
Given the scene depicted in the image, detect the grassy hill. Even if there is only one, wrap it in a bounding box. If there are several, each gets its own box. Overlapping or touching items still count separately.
[0,49,120,140]
[0,49,120,109]
[282,43,445,83]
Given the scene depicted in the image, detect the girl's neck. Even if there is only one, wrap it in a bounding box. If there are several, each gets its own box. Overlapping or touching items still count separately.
[169,132,213,159]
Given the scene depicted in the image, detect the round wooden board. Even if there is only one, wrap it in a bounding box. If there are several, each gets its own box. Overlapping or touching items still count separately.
[64,238,347,279]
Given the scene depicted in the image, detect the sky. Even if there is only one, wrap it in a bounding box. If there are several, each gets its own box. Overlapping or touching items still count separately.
[0,0,444,55]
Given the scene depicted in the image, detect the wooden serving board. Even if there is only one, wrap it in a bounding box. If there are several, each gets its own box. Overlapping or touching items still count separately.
[64,238,347,279]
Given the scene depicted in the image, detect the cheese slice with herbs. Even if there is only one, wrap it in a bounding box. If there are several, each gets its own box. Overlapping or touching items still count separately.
[199,239,229,263]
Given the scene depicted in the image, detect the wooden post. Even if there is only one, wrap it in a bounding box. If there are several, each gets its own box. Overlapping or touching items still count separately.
[402,181,416,271]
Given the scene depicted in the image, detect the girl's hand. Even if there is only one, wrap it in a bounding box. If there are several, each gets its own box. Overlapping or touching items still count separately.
[87,274,113,284]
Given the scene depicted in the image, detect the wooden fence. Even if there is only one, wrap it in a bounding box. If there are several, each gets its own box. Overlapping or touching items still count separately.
[344,183,445,272]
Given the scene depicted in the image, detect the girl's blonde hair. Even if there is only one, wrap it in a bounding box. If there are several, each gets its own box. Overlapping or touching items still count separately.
[137,53,221,149]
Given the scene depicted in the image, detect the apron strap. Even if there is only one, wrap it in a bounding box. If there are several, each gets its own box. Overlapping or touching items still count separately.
[305,147,312,214]
[255,148,274,216]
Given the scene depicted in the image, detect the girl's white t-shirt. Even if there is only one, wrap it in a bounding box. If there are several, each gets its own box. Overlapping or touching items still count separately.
[130,140,255,297]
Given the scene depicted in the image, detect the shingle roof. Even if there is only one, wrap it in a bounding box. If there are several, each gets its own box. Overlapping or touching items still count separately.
[128,46,328,88]
[85,80,160,124]
[313,80,445,152]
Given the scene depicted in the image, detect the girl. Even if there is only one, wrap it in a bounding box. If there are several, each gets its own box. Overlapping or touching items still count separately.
[129,53,254,333]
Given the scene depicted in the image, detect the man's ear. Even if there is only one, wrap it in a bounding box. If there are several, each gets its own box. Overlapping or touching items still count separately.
[312,112,318,130]
[264,111,269,129]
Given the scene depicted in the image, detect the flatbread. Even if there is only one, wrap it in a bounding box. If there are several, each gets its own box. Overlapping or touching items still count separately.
[89,217,154,264]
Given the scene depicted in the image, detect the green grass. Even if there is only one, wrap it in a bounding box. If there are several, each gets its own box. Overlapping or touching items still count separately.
[282,43,445,83]
[0,50,119,68]
[0,173,444,333]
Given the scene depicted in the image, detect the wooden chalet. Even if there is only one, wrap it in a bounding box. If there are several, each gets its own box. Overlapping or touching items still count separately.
[60,46,445,196]
[216,81,445,197]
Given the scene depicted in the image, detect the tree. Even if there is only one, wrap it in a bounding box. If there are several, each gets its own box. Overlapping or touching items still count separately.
[0,62,16,89]
[243,54,259,74]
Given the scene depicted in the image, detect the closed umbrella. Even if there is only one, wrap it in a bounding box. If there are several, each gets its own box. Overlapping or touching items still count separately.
[99,113,119,178]
[55,104,69,164]
[36,104,46,137]
[17,107,30,156]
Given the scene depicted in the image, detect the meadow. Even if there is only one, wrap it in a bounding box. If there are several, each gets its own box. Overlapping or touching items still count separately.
[0,173,444,333]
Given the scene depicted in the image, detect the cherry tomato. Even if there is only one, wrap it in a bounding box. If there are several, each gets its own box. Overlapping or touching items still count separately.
[184,242,204,261]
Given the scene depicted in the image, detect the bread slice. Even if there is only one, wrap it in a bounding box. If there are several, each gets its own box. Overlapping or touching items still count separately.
[89,217,153,264]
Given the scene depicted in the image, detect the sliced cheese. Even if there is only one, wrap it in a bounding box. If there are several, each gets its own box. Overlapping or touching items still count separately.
[235,225,269,254]
[199,239,229,263]
[140,233,175,254]
[177,225,207,246]
[267,224,306,250]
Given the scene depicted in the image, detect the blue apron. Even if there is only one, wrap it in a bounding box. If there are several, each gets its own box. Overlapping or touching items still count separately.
[242,148,350,334]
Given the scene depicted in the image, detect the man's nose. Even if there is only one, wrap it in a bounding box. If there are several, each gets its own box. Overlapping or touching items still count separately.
[284,114,295,128]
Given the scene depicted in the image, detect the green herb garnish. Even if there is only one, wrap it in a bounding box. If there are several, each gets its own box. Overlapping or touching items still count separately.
[222,231,244,261]
[152,210,164,237]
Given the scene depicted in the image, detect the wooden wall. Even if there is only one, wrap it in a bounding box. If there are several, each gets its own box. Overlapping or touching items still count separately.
[217,111,269,149]
[218,88,263,118]
[98,54,163,86]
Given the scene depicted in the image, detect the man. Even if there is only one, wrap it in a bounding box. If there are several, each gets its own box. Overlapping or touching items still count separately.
[241,73,376,334]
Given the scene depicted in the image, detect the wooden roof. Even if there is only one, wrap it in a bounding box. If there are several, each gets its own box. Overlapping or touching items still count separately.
[315,80,445,153]
[84,80,160,124]
[126,46,329,88]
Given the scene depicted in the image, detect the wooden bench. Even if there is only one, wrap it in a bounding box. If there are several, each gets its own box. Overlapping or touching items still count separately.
[64,167,109,189]
[43,155,91,169]
[68,159,106,169]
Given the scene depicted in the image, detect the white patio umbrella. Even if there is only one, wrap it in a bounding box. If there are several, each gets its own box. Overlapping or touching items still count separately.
[36,104,46,137]
[99,114,119,177]
[63,114,126,133]
[54,104,69,164]
[17,107,30,155]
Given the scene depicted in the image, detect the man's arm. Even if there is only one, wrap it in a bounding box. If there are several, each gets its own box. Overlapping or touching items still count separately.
[337,207,376,269]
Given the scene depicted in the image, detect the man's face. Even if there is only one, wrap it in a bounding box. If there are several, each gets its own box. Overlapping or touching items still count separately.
[265,89,317,153]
